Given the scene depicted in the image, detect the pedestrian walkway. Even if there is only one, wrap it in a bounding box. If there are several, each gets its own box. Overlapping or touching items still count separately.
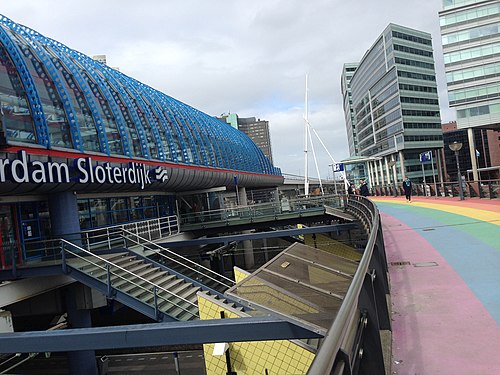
[372,196,500,375]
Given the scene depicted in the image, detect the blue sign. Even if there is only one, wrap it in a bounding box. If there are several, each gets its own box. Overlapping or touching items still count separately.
[333,163,344,172]
[419,151,432,163]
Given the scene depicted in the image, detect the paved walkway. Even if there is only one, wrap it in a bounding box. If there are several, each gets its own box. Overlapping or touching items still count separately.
[372,196,500,375]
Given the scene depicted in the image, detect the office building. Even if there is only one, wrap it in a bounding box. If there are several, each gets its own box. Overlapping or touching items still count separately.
[220,114,274,163]
[344,23,444,187]
[440,0,500,181]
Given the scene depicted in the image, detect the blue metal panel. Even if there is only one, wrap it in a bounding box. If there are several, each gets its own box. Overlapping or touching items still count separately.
[22,30,109,154]
[112,73,166,160]
[155,95,198,164]
[165,97,202,165]
[66,50,132,156]
[11,26,84,151]
[81,59,150,159]
[146,90,189,163]
[139,85,182,163]
[0,20,49,146]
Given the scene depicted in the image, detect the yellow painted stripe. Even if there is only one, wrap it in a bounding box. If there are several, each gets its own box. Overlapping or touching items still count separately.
[371,198,500,225]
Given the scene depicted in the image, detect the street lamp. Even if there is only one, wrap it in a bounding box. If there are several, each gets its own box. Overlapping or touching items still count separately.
[449,141,464,200]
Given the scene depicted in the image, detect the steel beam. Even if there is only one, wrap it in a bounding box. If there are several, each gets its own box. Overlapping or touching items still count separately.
[0,317,322,353]
[162,223,357,248]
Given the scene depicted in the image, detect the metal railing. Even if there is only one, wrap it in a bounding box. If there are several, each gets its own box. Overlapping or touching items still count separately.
[80,215,179,252]
[308,195,390,374]
[121,229,235,293]
[368,179,500,199]
[60,239,199,320]
[179,195,344,227]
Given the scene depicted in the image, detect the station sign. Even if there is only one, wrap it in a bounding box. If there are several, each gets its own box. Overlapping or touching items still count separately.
[0,150,169,189]
[333,163,344,172]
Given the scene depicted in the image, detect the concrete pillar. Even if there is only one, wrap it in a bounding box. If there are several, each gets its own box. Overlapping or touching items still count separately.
[378,159,385,185]
[384,157,391,184]
[399,151,406,177]
[238,187,254,269]
[367,162,373,185]
[467,127,479,181]
[48,191,81,245]
[64,284,98,375]
[391,154,398,194]
[374,161,380,186]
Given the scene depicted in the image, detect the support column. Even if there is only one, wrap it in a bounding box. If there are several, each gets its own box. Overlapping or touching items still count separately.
[467,127,479,182]
[238,187,254,269]
[374,161,380,186]
[367,162,373,186]
[399,151,406,177]
[64,285,98,375]
[378,159,385,185]
[48,191,81,245]
[384,157,391,184]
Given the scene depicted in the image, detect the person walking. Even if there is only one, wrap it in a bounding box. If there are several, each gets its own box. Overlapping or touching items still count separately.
[359,179,370,197]
[402,176,412,202]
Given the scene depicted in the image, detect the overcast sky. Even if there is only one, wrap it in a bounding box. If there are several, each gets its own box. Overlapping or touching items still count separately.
[2,0,453,178]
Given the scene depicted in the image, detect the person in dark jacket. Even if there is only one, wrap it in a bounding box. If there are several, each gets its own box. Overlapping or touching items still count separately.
[402,176,412,202]
[359,179,370,197]
[347,182,355,195]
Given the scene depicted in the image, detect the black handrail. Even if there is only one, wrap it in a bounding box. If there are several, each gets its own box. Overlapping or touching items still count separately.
[307,195,386,374]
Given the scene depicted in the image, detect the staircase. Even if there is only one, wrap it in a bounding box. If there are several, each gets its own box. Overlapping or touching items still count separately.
[61,238,237,322]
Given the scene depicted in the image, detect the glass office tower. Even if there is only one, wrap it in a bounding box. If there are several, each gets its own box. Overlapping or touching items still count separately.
[345,23,443,188]
[440,0,500,180]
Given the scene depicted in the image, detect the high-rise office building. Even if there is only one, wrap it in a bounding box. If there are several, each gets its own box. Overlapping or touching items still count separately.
[341,63,359,157]
[439,0,500,180]
[344,24,443,187]
[220,114,274,163]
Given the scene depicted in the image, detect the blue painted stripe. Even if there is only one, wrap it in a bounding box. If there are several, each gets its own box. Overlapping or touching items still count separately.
[377,202,500,324]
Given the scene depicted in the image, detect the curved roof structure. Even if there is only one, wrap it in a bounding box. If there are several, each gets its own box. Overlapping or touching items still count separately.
[0,15,282,193]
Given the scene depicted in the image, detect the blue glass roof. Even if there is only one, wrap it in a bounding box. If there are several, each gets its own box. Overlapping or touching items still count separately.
[0,15,281,176]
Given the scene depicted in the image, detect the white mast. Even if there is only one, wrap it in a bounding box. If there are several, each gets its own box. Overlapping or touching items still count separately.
[304,74,310,196]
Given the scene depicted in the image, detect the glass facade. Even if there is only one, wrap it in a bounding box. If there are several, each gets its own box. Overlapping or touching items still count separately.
[344,24,443,183]
[440,0,500,130]
[78,195,173,230]
[0,15,280,176]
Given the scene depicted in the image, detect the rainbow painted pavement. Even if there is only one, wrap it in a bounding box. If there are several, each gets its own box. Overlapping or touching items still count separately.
[372,196,500,375]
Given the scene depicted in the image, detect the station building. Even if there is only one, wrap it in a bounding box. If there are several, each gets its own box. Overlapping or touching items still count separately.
[0,14,282,269]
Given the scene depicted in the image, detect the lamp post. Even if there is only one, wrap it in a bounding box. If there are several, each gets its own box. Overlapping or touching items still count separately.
[449,141,464,200]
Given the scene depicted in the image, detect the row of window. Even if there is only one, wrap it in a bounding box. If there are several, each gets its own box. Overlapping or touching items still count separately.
[404,135,443,142]
[392,31,432,46]
[449,82,500,104]
[395,57,434,70]
[457,102,500,118]
[399,83,437,94]
[403,122,442,129]
[78,195,173,230]
[398,70,436,82]
[442,22,500,46]
[446,61,500,85]
[444,42,500,65]
[393,44,433,58]
[402,109,440,117]
[441,2,500,26]
[400,97,439,105]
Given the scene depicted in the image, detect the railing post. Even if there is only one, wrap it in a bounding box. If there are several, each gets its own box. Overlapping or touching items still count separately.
[106,264,112,297]
[153,286,159,320]
[357,270,386,375]
[61,241,67,274]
